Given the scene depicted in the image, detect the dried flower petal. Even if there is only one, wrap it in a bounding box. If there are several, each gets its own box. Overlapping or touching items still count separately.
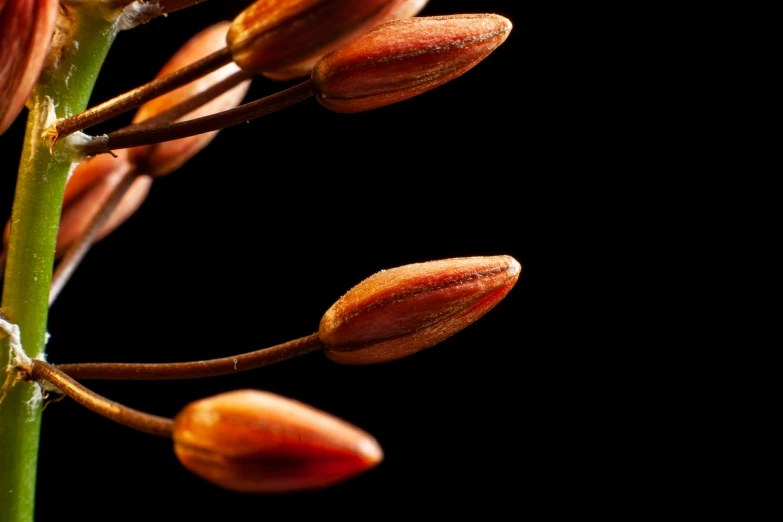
[312,13,512,113]
[320,255,521,365]
[173,390,383,493]
[129,21,251,177]
[227,0,424,75]
[261,0,430,81]
[0,0,59,135]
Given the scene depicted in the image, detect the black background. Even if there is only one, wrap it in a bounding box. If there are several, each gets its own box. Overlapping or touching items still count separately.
[0,1,589,519]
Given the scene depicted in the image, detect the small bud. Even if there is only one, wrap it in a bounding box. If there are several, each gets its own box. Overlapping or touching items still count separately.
[173,390,383,493]
[227,0,424,75]
[261,0,430,81]
[129,21,251,177]
[0,0,59,135]
[320,255,521,365]
[312,13,512,114]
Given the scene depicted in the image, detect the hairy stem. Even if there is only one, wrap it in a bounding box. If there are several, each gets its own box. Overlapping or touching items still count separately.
[57,333,322,380]
[0,9,118,522]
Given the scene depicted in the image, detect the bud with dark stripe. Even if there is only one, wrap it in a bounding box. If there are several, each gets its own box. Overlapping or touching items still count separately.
[312,14,512,114]
[320,255,521,365]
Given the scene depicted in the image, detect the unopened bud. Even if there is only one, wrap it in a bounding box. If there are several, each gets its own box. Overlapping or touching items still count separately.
[320,255,521,365]
[56,152,151,258]
[129,21,251,177]
[0,0,59,135]
[173,390,383,493]
[312,13,512,114]
[227,0,424,76]
[260,0,430,81]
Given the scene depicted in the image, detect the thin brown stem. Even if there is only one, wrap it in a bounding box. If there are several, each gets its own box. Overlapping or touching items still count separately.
[49,165,139,307]
[29,360,174,438]
[82,79,314,156]
[56,333,323,380]
[122,69,253,133]
[51,47,233,143]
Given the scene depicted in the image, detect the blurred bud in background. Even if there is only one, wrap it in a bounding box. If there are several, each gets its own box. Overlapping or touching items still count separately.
[173,390,383,493]
[0,0,59,135]
[129,21,251,177]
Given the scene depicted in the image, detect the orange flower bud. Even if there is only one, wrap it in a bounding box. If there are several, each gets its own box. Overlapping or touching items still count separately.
[62,152,129,208]
[320,255,521,365]
[312,13,512,114]
[173,390,383,493]
[129,21,251,177]
[227,0,425,75]
[56,151,152,258]
[261,0,430,81]
[0,0,59,135]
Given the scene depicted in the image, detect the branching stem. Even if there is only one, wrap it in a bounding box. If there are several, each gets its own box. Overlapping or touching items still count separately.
[51,47,232,143]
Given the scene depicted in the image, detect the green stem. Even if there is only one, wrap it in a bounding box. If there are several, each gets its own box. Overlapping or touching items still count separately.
[0,9,118,522]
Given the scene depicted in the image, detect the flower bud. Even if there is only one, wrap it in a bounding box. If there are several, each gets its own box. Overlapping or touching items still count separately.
[56,151,152,258]
[320,255,521,365]
[0,0,59,135]
[227,0,425,76]
[173,390,383,493]
[129,21,251,177]
[260,0,430,81]
[312,13,512,114]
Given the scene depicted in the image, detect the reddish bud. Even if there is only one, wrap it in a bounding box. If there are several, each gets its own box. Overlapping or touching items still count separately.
[320,255,521,365]
[56,152,151,258]
[261,0,430,81]
[227,0,426,76]
[312,13,512,114]
[0,0,59,135]
[173,390,383,493]
[129,21,251,177]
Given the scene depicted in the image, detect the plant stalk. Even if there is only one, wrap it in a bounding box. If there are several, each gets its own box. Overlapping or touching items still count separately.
[0,9,118,522]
